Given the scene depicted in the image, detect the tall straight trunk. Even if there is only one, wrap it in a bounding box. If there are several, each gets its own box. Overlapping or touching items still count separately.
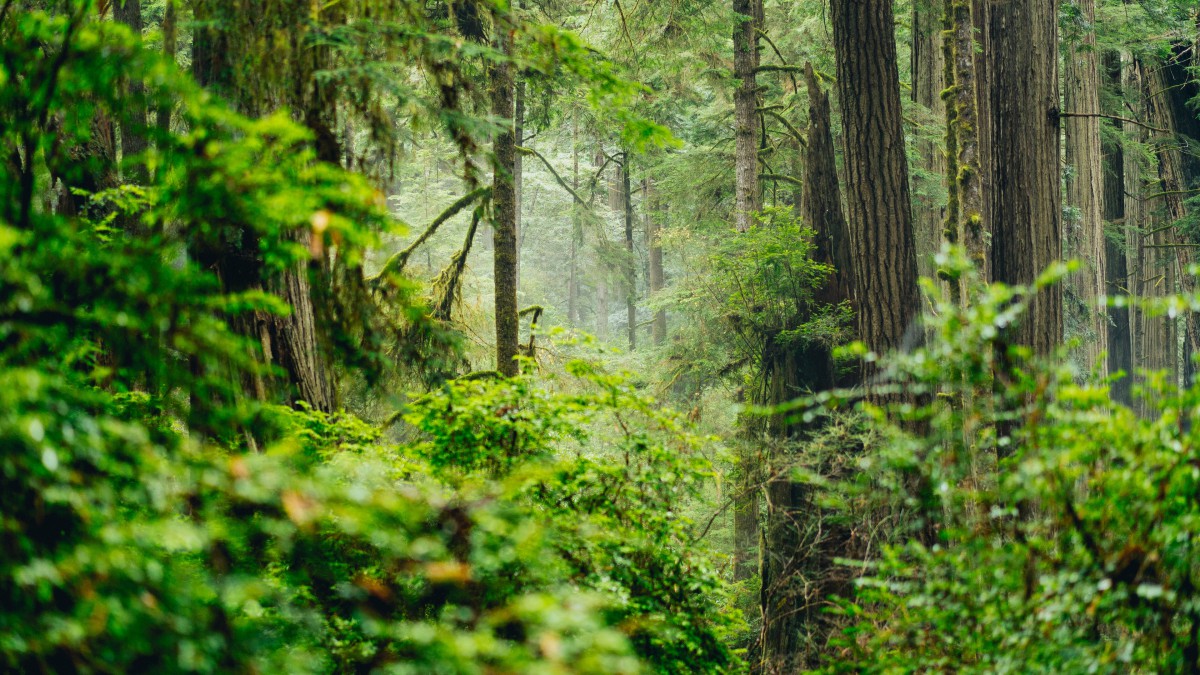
[1063,0,1107,379]
[569,113,581,327]
[515,76,525,287]
[831,0,920,380]
[733,0,761,232]
[1102,53,1131,406]
[623,154,636,351]
[912,0,945,284]
[804,63,854,321]
[1123,57,1176,414]
[986,0,1061,354]
[645,176,666,344]
[952,0,985,282]
[491,25,519,377]
[114,0,148,184]
[156,0,176,139]
[1144,59,1200,372]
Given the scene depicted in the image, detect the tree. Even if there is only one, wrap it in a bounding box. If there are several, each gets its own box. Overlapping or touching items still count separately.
[732,0,762,233]
[1063,0,1107,378]
[491,15,520,377]
[986,0,1062,355]
[831,0,921,382]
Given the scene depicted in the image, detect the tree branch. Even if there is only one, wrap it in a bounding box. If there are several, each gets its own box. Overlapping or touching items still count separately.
[1059,111,1167,134]
[370,186,490,285]
[517,145,591,208]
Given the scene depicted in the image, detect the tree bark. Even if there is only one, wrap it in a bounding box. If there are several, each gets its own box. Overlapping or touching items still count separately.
[831,0,921,383]
[1102,52,1131,406]
[986,0,1062,356]
[1063,0,1107,379]
[569,112,581,327]
[733,0,762,232]
[645,176,666,344]
[912,0,945,284]
[491,23,520,377]
[623,153,637,351]
[515,75,525,287]
[952,0,986,283]
[156,0,176,140]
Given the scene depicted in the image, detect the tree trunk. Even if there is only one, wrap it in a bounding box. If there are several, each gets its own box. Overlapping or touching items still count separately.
[986,0,1062,355]
[645,176,666,344]
[156,0,176,140]
[912,0,945,284]
[733,0,762,233]
[114,0,148,184]
[491,24,520,377]
[803,63,854,323]
[831,0,920,382]
[569,113,581,327]
[1063,0,1107,379]
[1123,57,1176,415]
[515,75,525,287]
[952,0,986,283]
[623,153,637,351]
[1102,53,1131,406]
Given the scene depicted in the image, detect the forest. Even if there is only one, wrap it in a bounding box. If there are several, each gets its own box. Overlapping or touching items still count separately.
[6,0,1200,672]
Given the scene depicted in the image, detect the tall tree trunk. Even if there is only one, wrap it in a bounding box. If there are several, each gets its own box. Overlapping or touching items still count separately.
[952,0,986,283]
[623,153,637,351]
[912,0,945,284]
[491,23,519,377]
[733,0,762,232]
[987,0,1061,355]
[645,176,666,344]
[569,113,581,327]
[1102,53,1131,406]
[114,0,148,184]
[1063,0,1107,379]
[515,75,525,287]
[1122,57,1176,415]
[156,0,176,140]
[831,0,920,384]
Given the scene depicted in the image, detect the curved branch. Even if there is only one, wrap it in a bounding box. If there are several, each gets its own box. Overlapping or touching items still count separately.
[370,186,490,285]
[517,145,591,208]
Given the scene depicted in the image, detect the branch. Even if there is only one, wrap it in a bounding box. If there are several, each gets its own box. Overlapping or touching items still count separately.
[753,64,805,75]
[759,172,803,187]
[517,145,591,208]
[763,109,807,147]
[755,28,798,91]
[370,186,490,285]
[1059,111,1167,134]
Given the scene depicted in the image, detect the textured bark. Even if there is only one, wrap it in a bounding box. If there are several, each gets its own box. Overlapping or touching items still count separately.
[831,0,920,378]
[515,76,525,286]
[1123,58,1177,414]
[1102,52,1131,406]
[986,0,1061,354]
[645,177,666,344]
[912,0,945,283]
[952,0,986,282]
[803,63,854,320]
[491,26,520,377]
[732,0,762,232]
[114,0,148,184]
[1144,60,1200,374]
[623,153,637,351]
[1063,0,1107,379]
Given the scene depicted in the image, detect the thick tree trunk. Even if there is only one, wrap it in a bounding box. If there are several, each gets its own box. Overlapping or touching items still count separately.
[491,26,520,377]
[803,63,854,322]
[645,176,666,344]
[1123,57,1177,414]
[1102,52,1131,406]
[831,0,920,382]
[1063,0,1107,379]
[986,0,1062,354]
[733,0,762,233]
[912,0,945,284]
